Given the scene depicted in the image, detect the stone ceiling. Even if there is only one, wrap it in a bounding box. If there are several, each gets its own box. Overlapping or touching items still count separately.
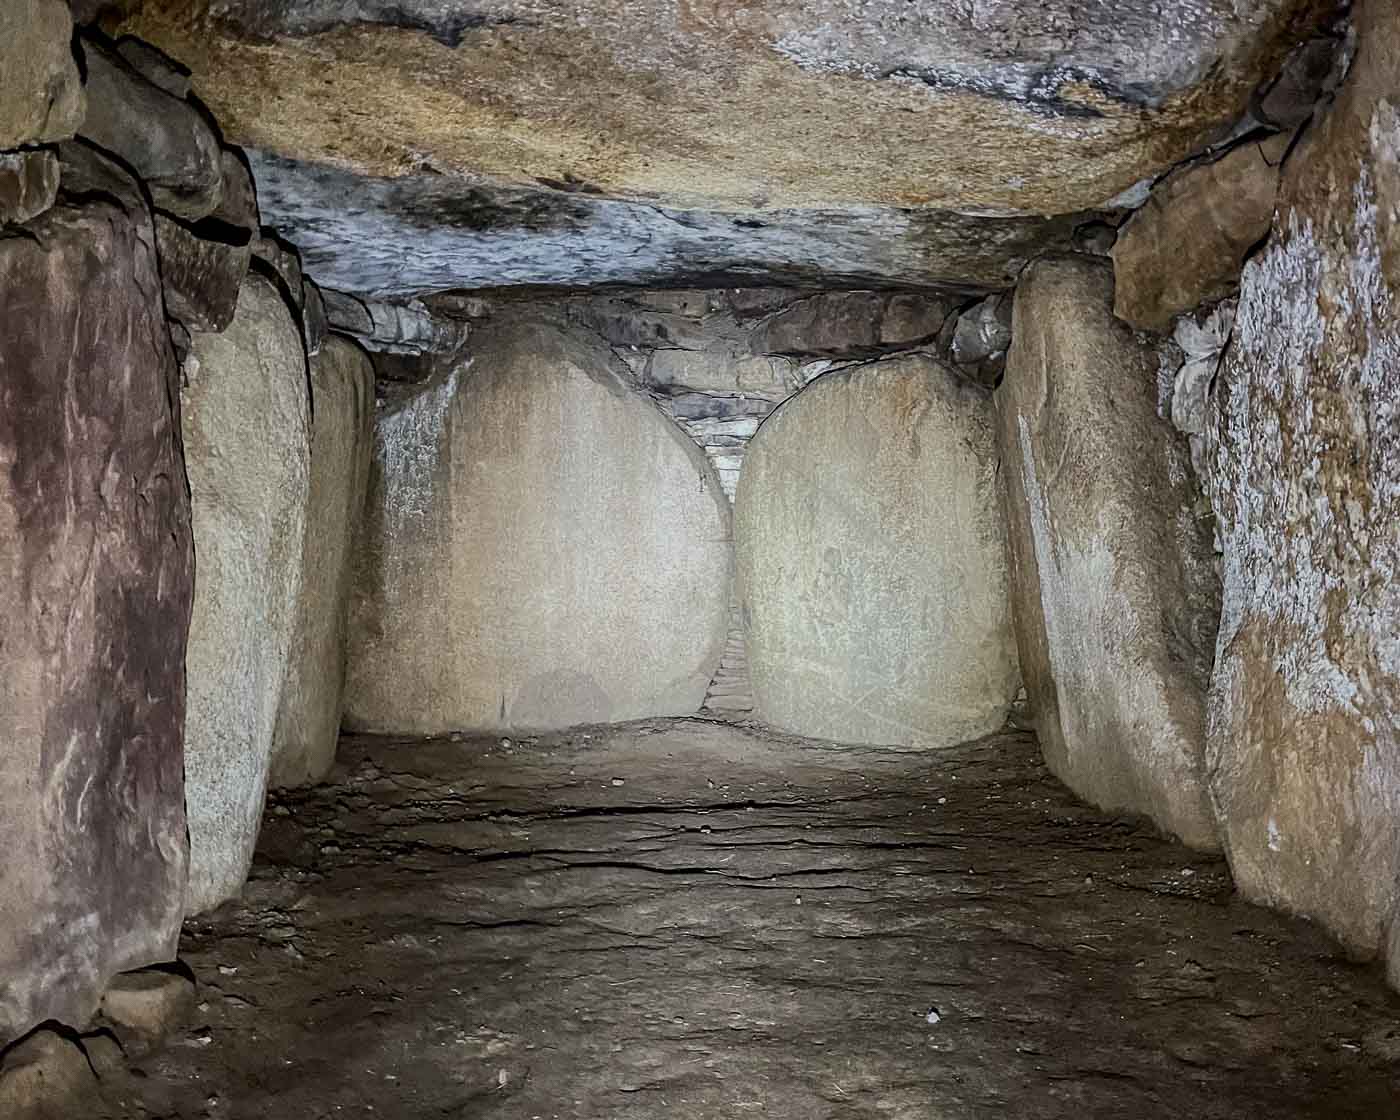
[105,0,1334,297]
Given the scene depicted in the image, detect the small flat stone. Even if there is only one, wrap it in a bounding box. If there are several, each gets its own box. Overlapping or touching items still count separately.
[100,968,196,1046]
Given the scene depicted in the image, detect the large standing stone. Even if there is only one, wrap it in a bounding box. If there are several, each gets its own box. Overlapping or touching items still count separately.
[270,336,375,787]
[182,275,309,913]
[1203,0,1400,982]
[734,354,1018,748]
[0,201,192,1044]
[77,35,223,220]
[1111,131,1294,332]
[345,318,731,734]
[0,0,85,149]
[997,257,1221,849]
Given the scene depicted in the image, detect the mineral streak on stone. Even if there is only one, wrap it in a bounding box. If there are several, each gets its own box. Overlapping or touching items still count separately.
[735,353,1018,748]
[0,200,193,1045]
[1202,0,1400,983]
[240,151,1088,296]
[998,257,1221,850]
[182,275,310,914]
[0,0,85,150]
[116,0,1329,220]
[270,336,375,789]
[345,317,732,735]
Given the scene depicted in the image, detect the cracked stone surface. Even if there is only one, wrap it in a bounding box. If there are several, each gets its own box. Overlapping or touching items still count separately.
[106,1,1330,295]
[81,719,1400,1118]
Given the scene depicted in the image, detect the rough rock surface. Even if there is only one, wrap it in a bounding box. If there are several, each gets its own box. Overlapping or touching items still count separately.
[735,354,1017,748]
[1112,131,1294,331]
[119,0,1324,218]
[0,0,85,149]
[182,275,310,914]
[1202,0,1400,983]
[241,152,1091,295]
[0,201,193,1046]
[154,150,260,332]
[0,151,61,228]
[998,257,1221,850]
[321,288,465,353]
[0,1029,99,1120]
[345,318,732,734]
[77,35,224,221]
[72,720,1400,1119]
[270,336,375,788]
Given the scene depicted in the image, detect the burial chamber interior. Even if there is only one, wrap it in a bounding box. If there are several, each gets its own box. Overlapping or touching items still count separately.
[2,0,1400,1116]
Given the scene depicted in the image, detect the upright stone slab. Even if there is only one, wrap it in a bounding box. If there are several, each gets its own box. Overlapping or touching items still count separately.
[345,318,731,734]
[183,275,310,913]
[1204,0,1400,981]
[734,354,1018,748]
[270,335,374,787]
[997,257,1221,849]
[0,201,192,1044]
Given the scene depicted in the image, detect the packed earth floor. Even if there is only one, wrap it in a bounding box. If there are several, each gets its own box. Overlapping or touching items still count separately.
[92,719,1400,1119]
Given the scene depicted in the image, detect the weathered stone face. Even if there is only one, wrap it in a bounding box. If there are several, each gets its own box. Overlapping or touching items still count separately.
[117,0,1324,215]
[1111,130,1295,331]
[238,152,1091,296]
[345,317,732,734]
[270,335,375,788]
[182,275,310,914]
[0,0,85,149]
[77,34,224,221]
[998,257,1221,849]
[735,354,1018,748]
[106,0,1330,293]
[1203,0,1400,976]
[0,200,193,1044]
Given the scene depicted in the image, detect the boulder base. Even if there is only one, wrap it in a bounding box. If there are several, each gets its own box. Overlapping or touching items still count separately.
[735,354,1018,748]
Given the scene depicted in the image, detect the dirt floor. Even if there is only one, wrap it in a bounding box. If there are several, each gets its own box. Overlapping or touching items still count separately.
[83,718,1400,1119]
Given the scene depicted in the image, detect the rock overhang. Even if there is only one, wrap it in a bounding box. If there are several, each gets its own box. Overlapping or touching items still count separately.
[100,0,1339,297]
